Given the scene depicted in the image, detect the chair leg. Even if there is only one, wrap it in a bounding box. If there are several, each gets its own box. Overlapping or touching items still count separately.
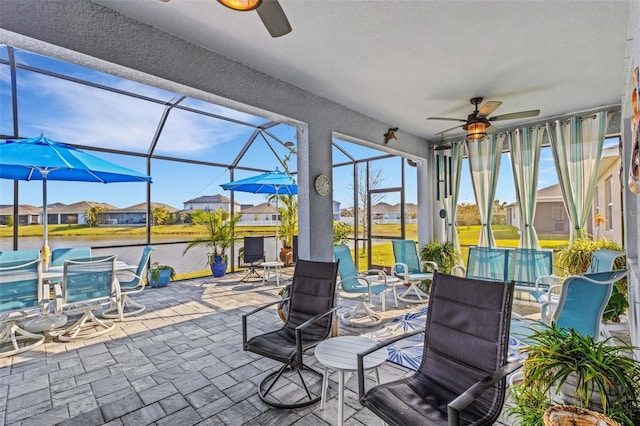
[340,301,382,327]
[397,282,429,303]
[258,362,324,409]
[58,309,115,341]
[102,295,145,320]
[0,322,45,358]
[240,266,262,282]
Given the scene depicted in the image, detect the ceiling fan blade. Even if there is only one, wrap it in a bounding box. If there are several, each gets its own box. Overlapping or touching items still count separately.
[489,109,540,121]
[427,117,467,122]
[257,0,292,38]
[486,125,499,134]
[435,124,464,135]
[478,101,502,117]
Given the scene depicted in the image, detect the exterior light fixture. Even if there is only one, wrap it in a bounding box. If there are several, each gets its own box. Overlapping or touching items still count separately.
[217,0,262,11]
[466,121,488,139]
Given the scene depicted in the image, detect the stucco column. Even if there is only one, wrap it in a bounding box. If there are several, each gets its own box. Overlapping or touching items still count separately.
[297,125,334,262]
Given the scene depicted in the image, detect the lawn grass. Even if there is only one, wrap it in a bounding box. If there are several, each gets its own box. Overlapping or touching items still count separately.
[2,222,568,273]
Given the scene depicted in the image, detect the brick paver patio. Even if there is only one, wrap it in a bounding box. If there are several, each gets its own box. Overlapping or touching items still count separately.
[1,270,562,425]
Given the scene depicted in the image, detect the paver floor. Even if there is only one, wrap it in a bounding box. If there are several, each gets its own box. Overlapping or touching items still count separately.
[3,271,620,425]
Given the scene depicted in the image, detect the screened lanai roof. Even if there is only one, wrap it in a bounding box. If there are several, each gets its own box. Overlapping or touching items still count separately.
[0,45,400,194]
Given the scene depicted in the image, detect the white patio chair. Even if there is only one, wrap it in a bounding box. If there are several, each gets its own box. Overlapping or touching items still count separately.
[58,255,117,341]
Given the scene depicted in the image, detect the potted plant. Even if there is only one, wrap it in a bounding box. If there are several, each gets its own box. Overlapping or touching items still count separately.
[419,241,461,274]
[275,195,297,264]
[183,207,242,277]
[148,262,176,288]
[509,322,640,425]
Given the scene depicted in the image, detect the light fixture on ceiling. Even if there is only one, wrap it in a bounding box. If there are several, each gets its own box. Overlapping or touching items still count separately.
[466,121,488,140]
[217,0,261,11]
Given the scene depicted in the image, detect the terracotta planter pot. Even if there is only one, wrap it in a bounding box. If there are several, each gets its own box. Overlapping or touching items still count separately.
[543,405,620,426]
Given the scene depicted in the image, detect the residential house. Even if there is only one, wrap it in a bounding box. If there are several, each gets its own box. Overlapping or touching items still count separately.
[183,194,240,214]
[47,201,115,225]
[0,204,40,225]
[506,184,569,237]
[100,202,178,225]
[238,202,278,225]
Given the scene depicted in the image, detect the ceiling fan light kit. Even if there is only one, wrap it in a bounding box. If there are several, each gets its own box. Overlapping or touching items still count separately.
[217,0,261,11]
[465,121,487,139]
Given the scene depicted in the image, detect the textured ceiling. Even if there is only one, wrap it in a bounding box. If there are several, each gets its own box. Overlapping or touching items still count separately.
[95,0,630,141]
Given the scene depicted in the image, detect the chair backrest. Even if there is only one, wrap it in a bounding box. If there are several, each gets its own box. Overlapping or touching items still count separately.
[586,249,626,274]
[507,248,553,288]
[242,237,264,263]
[465,246,508,281]
[391,240,422,274]
[333,245,360,291]
[0,250,40,263]
[284,259,339,340]
[554,269,627,337]
[0,259,42,314]
[62,255,116,305]
[418,272,514,423]
[51,247,92,267]
[135,246,156,277]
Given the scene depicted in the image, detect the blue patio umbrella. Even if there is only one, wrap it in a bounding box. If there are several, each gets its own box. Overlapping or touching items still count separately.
[0,135,152,267]
[221,169,297,259]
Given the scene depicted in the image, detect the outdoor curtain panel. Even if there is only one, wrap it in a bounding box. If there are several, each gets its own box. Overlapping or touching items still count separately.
[467,133,505,247]
[509,126,544,249]
[435,140,464,262]
[547,112,610,240]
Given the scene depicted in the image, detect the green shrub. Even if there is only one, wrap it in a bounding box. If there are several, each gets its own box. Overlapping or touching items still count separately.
[419,241,461,274]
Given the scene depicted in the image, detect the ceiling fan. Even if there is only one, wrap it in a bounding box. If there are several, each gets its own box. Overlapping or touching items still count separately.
[217,0,292,38]
[427,97,540,140]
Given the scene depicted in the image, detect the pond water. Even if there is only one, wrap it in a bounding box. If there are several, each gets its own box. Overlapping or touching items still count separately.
[0,235,281,276]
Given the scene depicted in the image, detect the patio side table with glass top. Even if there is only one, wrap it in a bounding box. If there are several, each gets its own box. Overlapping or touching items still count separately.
[315,335,388,426]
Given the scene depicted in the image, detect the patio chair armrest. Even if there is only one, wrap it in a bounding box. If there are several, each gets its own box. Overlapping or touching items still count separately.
[420,260,438,272]
[357,328,425,400]
[451,265,465,277]
[447,361,522,425]
[534,274,564,291]
[294,306,339,364]
[295,306,339,332]
[392,262,409,279]
[242,297,290,345]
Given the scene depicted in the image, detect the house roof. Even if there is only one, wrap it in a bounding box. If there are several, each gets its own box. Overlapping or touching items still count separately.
[183,194,231,204]
[0,204,41,215]
[48,201,117,213]
[108,202,179,213]
[241,202,277,214]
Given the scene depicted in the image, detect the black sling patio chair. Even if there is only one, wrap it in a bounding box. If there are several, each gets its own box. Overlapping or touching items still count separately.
[357,272,521,426]
[242,258,339,408]
[239,236,265,281]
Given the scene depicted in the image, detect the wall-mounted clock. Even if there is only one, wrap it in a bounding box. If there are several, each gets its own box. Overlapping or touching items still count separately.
[314,174,331,196]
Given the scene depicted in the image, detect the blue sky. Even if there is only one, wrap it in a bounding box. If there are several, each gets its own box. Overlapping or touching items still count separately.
[0,45,583,212]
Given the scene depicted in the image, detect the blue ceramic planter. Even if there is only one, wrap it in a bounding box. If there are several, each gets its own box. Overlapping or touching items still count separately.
[150,269,171,288]
[211,256,227,277]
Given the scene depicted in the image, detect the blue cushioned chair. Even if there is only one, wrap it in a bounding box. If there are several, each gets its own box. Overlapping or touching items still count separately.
[0,259,46,357]
[334,245,395,326]
[102,246,155,321]
[533,249,626,321]
[541,269,628,338]
[51,247,92,266]
[0,250,40,263]
[391,240,437,303]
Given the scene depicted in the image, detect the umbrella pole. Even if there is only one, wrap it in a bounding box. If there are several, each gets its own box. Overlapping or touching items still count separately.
[274,195,279,262]
[41,173,50,270]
